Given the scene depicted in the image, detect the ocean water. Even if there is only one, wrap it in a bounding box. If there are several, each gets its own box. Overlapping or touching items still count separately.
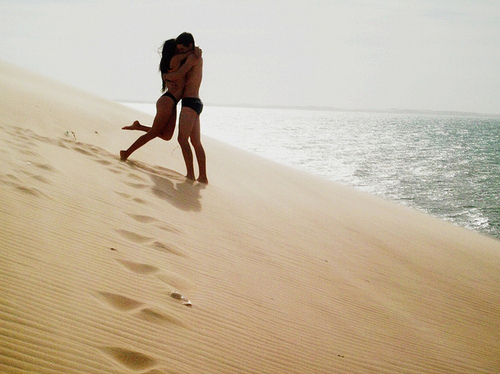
[122,103,500,239]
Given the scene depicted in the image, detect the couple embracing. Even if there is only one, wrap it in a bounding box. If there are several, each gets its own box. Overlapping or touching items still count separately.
[121,32,208,184]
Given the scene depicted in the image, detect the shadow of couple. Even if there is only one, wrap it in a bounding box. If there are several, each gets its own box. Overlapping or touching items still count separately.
[126,160,204,212]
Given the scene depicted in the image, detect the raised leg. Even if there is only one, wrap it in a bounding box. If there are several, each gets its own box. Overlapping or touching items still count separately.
[159,105,177,141]
[122,120,150,132]
[120,96,175,161]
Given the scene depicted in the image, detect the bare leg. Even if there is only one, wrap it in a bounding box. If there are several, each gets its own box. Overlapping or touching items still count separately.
[122,106,176,141]
[190,116,208,183]
[122,120,150,132]
[159,105,177,141]
[177,107,197,180]
[120,96,175,161]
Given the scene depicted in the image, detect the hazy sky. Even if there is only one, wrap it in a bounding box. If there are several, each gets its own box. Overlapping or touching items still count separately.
[1,0,499,114]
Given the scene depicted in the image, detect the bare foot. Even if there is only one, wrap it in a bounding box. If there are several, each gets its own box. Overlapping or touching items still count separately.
[197,176,208,184]
[186,173,196,181]
[122,120,141,131]
[120,150,128,161]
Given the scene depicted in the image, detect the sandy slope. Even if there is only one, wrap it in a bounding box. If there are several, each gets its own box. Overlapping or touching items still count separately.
[0,60,499,374]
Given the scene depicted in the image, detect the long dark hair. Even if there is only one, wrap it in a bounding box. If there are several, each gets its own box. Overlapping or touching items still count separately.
[159,39,176,92]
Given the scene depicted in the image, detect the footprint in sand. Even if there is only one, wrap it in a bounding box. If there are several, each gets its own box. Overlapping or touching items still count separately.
[132,197,150,205]
[115,229,153,244]
[95,291,145,312]
[156,271,194,292]
[124,182,150,189]
[70,142,105,157]
[64,140,128,175]
[119,171,150,190]
[115,259,159,275]
[115,191,131,199]
[55,139,70,149]
[155,223,182,233]
[31,174,52,184]
[107,167,123,175]
[72,145,94,156]
[109,260,190,323]
[14,185,51,199]
[150,241,186,257]
[135,307,186,327]
[115,227,186,257]
[4,173,21,182]
[126,213,183,234]
[0,178,16,189]
[95,159,113,166]
[114,191,152,205]
[13,134,35,144]
[19,149,41,157]
[31,162,57,172]
[99,347,157,371]
[126,213,158,224]
[127,173,148,182]
[20,165,55,186]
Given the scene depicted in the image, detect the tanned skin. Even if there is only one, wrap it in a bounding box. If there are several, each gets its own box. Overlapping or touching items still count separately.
[119,51,192,161]
[164,44,207,184]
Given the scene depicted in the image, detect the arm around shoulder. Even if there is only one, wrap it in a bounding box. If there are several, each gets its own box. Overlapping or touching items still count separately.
[164,53,200,80]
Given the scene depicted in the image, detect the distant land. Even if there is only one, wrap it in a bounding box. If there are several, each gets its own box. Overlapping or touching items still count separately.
[206,103,500,118]
[118,100,500,118]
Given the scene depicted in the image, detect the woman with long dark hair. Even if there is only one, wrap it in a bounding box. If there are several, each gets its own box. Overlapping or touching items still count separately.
[120,39,190,161]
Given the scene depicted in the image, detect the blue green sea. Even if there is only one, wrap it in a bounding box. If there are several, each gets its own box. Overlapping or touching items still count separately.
[124,103,500,239]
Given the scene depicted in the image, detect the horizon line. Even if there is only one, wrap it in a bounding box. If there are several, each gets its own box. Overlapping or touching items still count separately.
[116,100,500,118]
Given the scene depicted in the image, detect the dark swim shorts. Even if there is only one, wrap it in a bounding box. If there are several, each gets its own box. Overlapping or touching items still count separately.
[162,91,179,105]
[182,97,203,115]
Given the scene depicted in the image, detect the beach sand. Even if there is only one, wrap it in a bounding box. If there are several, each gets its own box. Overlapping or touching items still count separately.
[1,60,499,373]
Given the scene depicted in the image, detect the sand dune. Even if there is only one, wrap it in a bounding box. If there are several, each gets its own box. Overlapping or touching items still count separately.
[1,60,499,373]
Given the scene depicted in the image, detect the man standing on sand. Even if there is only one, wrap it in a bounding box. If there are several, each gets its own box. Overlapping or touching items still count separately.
[164,32,208,184]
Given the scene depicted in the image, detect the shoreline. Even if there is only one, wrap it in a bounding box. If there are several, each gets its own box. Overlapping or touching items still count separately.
[117,100,500,118]
[121,101,500,240]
